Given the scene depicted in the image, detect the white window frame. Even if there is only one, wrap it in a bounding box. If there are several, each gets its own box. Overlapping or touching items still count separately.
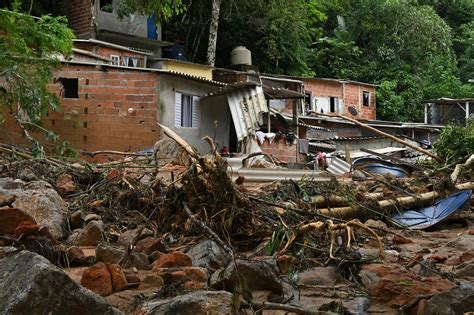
[175,92,200,128]
[110,55,120,66]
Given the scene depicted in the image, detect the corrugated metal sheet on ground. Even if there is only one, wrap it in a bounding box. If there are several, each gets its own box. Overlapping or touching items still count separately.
[326,157,351,175]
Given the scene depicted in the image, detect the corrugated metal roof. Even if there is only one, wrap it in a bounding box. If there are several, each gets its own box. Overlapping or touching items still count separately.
[227,85,268,141]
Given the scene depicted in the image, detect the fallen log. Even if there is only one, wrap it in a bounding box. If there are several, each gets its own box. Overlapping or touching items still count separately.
[451,154,474,183]
[316,182,474,219]
[311,192,383,207]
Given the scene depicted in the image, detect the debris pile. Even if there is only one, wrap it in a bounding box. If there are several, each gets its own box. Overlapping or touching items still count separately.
[0,136,473,314]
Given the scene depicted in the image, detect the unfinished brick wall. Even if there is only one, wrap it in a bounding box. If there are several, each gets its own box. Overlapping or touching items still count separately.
[344,83,376,120]
[259,137,299,163]
[0,63,160,162]
[74,42,147,67]
[59,0,92,38]
[302,79,376,120]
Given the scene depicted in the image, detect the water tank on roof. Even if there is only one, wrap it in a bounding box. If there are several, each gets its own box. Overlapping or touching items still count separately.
[231,46,252,66]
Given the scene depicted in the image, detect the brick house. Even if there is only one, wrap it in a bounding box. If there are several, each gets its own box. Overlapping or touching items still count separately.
[0,44,228,161]
[300,78,376,120]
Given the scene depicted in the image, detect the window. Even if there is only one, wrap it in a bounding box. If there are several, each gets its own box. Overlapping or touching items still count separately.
[100,0,113,12]
[329,97,338,113]
[175,92,199,128]
[363,91,370,106]
[304,92,312,112]
[110,55,120,65]
[122,56,140,67]
[58,78,78,99]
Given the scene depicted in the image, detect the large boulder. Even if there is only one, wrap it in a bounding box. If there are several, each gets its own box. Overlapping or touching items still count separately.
[96,243,150,270]
[185,239,230,271]
[141,290,232,315]
[423,282,474,315]
[0,250,121,314]
[0,178,67,239]
[211,258,285,294]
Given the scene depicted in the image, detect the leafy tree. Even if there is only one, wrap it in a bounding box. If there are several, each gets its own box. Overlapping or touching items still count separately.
[433,119,474,164]
[0,4,74,157]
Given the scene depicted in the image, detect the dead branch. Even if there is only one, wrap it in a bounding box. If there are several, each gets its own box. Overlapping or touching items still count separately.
[183,202,234,257]
[241,301,320,314]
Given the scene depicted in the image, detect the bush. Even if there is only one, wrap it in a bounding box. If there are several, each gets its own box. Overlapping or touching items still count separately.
[433,119,474,164]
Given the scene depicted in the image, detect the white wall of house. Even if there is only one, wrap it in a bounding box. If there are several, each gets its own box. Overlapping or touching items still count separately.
[159,75,227,154]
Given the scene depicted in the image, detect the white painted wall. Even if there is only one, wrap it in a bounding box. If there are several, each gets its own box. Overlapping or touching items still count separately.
[159,75,228,154]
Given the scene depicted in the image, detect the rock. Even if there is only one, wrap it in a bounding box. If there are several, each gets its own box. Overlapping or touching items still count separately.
[352,170,367,181]
[138,275,164,289]
[106,290,143,314]
[392,235,413,244]
[125,275,141,284]
[185,239,230,271]
[0,250,121,314]
[364,219,387,230]
[149,251,165,262]
[183,280,206,290]
[70,210,84,229]
[142,290,232,315]
[423,282,474,315]
[298,266,346,286]
[81,262,113,296]
[56,173,75,197]
[0,208,35,234]
[156,267,208,285]
[117,228,153,247]
[447,234,474,252]
[14,220,39,238]
[454,262,474,278]
[107,264,128,292]
[84,213,102,223]
[18,168,36,182]
[277,255,298,274]
[211,258,284,294]
[359,264,456,307]
[135,237,167,255]
[152,251,192,269]
[69,221,105,246]
[0,178,67,239]
[96,243,150,270]
[67,246,87,264]
[96,243,124,264]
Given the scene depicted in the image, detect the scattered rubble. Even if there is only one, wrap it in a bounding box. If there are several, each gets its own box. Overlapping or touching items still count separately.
[0,133,473,314]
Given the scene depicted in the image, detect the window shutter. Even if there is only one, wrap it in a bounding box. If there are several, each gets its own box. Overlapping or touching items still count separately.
[192,96,200,128]
[175,92,182,127]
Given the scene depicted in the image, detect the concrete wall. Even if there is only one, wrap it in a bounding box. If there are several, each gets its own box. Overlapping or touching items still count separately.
[200,95,231,153]
[96,1,148,38]
[158,75,223,154]
[0,64,160,161]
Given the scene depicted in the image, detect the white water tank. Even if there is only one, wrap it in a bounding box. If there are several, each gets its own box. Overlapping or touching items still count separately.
[231,46,252,66]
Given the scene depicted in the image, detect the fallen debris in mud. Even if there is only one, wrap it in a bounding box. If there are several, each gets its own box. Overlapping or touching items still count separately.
[0,139,473,314]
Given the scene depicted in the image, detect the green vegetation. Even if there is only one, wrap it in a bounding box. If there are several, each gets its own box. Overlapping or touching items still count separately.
[433,119,474,164]
[0,3,74,157]
[163,0,474,122]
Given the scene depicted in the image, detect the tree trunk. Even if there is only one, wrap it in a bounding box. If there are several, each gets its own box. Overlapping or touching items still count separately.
[206,0,221,66]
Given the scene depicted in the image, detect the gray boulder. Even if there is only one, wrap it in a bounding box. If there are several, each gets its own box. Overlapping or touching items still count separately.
[211,258,284,294]
[96,243,150,270]
[0,178,67,239]
[185,239,230,270]
[117,228,153,247]
[423,282,474,315]
[142,290,232,315]
[0,250,122,315]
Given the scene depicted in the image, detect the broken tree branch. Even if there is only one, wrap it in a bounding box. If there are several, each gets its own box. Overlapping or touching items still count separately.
[451,154,474,183]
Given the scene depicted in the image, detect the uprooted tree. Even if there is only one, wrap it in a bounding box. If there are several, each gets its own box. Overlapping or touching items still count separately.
[0,5,74,157]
